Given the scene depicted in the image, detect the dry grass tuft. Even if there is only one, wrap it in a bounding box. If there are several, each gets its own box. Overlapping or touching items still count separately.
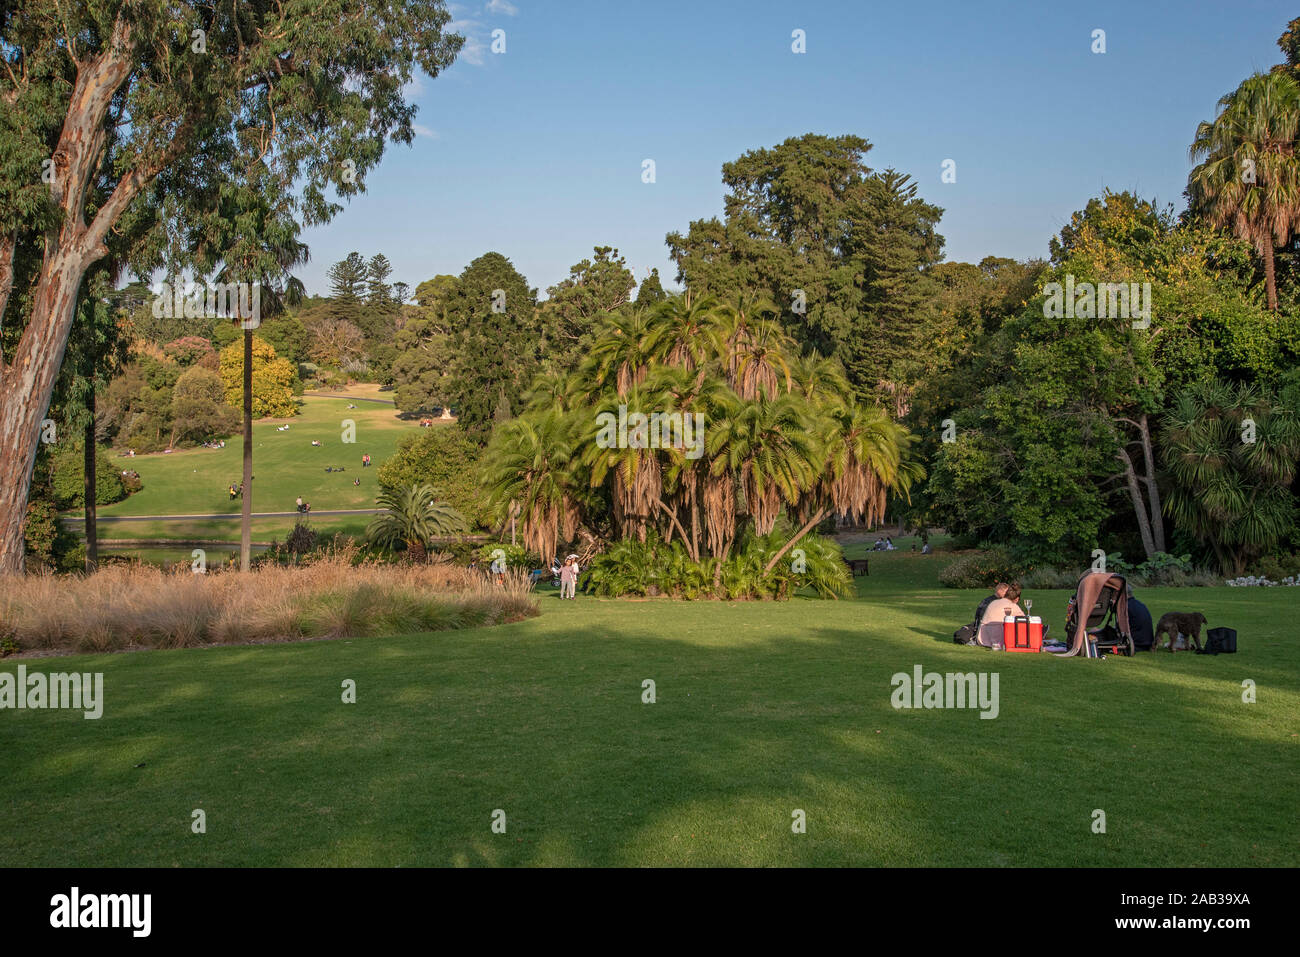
[0,552,538,655]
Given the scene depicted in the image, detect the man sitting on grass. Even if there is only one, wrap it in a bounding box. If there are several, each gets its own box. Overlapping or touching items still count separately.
[973,582,1009,629]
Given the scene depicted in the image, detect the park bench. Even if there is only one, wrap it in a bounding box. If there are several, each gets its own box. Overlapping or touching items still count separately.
[843,557,869,577]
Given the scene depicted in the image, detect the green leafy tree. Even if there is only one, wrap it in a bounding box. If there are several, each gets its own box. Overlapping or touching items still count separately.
[635,268,667,306]
[50,442,126,509]
[666,134,944,407]
[170,365,240,444]
[540,246,636,367]
[328,252,369,325]
[366,254,394,306]
[258,315,311,366]
[392,276,458,412]
[376,426,493,529]
[447,253,540,434]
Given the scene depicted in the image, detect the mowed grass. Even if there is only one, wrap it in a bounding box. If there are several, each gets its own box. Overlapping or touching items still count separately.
[1,550,1295,867]
[80,387,435,542]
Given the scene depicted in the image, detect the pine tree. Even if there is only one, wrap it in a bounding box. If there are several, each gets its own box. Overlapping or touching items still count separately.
[367,254,394,306]
[328,252,368,324]
[636,268,667,306]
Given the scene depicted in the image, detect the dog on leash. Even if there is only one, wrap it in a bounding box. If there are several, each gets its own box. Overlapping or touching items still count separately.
[1154,612,1208,652]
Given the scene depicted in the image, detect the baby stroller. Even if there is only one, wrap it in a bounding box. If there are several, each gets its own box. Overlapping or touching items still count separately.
[1059,570,1134,657]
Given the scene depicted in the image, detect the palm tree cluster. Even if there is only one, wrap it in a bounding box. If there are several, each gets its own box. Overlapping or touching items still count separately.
[1162,379,1300,576]
[481,295,921,585]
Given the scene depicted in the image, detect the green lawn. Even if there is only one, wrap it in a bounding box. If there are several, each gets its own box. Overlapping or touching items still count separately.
[79,388,434,543]
[2,551,1294,867]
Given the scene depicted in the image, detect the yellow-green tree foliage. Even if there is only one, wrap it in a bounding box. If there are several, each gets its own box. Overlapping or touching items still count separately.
[219,336,299,418]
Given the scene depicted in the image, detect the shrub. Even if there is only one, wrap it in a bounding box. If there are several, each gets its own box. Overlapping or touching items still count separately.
[51,443,127,509]
[475,542,535,570]
[583,531,850,600]
[284,521,318,555]
[938,548,1023,589]
[1251,552,1300,582]
[1018,566,1080,590]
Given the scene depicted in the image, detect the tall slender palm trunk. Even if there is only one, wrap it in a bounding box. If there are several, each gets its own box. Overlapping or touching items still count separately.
[240,329,253,571]
[1263,239,1278,311]
[83,397,97,573]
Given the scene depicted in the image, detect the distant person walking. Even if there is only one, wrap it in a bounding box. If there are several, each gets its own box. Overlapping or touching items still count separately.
[560,556,579,600]
[362,453,371,467]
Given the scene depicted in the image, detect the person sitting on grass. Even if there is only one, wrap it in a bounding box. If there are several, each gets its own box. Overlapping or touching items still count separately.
[1128,590,1155,652]
[978,582,1025,647]
[973,582,1009,627]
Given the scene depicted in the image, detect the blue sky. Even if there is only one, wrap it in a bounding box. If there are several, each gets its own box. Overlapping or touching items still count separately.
[296,0,1299,299]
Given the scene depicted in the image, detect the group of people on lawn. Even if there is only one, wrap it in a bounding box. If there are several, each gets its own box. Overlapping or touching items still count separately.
[969,580,1157,650]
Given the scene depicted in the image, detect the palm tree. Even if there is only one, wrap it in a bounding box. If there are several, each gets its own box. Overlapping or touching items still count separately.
[766,402,918,573]
[582,309,654,397]
[706,393,817,537]
[366,484,467,562]
[582,383,665,542]
[522,367,584,414]
[644,366,735,558]
[480,409,583,563]
[731,317,796,400]
[1189,70,1300,311]
[1161,378,1300,574]
[643,295,725,370]
[789,350,851,405]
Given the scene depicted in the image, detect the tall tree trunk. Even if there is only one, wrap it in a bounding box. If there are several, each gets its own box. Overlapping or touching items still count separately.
[1116,446,1156,561]
[1136,413,1165,553]
[764,507,828,575]
[1264,239,1278,312]
[240,328,253,571]
[84,398,98,573]
[0,232,15,333]
[0,255,87,575]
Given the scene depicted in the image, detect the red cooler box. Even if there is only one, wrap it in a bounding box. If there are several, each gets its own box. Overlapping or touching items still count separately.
[1004,616,1043,653]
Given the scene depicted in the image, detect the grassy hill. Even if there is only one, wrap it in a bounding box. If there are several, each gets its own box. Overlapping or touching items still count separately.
[77,387,448,544]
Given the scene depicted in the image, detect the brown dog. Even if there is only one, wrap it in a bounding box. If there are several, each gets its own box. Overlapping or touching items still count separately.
[1154,612,1208,652]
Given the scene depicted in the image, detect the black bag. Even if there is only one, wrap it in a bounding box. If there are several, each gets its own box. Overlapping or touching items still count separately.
[953,622,978,645]
[1198,627,1237,655]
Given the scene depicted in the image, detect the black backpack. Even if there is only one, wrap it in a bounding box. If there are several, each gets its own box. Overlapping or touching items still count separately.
[953,622,979,645]
[1197,627,1237,655]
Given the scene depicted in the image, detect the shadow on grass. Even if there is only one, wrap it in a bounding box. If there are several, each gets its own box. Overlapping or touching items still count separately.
[1,605,1294,867]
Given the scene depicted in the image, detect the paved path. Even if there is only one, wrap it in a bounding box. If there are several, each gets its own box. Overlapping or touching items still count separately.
[300,392,396,406]
[61,509,383,523]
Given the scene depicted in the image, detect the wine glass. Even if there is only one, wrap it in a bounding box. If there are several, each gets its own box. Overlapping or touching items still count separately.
[1025,598,1033,617]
